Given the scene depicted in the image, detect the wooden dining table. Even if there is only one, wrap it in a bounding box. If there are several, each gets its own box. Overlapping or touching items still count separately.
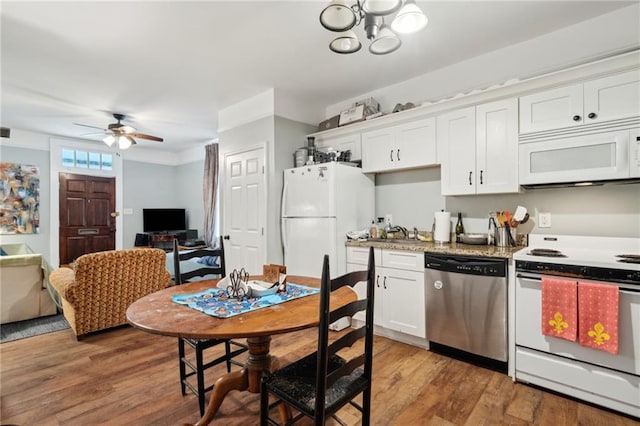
[125,275,356,426]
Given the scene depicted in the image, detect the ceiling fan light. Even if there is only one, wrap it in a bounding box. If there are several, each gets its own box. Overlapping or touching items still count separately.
[120,125,135,134]
[391,0,427,34]
[369,24,401,54]
[362,0,402,16]
[329,30,362,54]
[320,0,357,32]
[118,135,134,150]
[103,135,115,147]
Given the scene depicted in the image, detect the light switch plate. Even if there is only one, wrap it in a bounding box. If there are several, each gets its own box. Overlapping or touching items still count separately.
[123,208,133,215]
[539,212,551,228]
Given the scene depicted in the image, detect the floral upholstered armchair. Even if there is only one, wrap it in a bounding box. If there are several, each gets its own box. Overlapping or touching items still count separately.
[49,248,171,339]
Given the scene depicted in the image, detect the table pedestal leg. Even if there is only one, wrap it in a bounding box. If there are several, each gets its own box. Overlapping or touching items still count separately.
[191,335,274,426]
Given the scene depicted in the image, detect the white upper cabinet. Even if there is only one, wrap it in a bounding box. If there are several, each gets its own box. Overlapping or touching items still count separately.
[520,69,640,134]
[439,99,519,195]
[361,117,437,173]
[315,133,362,162]
[476,99,519,194]
[438,106,476,195]
[584,70,640,123]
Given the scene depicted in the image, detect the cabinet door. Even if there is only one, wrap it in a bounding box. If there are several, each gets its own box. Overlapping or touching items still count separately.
[362,127,394,173]
[346,246,382,266]
[476,98,519,194]
[395,117,437,171]
[584,69,640,124]
[438,106,476,195]
[316,133,362,161]
[379,267,426,338]
[519,83,583,133]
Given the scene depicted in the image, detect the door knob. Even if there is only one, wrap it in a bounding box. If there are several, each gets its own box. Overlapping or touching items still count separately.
[110,212,120,217]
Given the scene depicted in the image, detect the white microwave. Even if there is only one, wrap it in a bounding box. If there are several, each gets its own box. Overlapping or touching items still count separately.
[519,128,640,187]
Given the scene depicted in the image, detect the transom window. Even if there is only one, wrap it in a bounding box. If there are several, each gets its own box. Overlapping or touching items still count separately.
[61,148,113,170]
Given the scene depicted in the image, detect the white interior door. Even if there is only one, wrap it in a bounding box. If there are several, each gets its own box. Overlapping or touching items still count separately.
[223,147,265,275]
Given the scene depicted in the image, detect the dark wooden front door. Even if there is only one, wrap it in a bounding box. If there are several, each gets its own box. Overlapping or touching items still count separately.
[59,173,116,265]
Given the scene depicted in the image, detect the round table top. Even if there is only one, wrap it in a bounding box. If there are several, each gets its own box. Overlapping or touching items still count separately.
[126,275,356,340]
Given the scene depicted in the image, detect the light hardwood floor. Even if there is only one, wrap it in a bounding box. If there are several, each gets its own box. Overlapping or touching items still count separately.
[1,325,637,425]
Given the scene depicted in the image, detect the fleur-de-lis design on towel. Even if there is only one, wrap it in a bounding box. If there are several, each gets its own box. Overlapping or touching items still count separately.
[587,322,611,345]
[549,312,569,334]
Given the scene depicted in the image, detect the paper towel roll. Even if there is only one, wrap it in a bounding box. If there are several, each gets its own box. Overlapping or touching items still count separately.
[434,211,451,242]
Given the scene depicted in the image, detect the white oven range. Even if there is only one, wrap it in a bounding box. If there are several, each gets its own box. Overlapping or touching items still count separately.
[513,234,640,418]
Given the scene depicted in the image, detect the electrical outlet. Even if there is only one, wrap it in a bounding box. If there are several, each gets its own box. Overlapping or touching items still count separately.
[539,212,552,228]
[385,214,393,226]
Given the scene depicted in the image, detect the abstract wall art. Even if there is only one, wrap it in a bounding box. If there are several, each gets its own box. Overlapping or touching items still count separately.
[0,163,40,234]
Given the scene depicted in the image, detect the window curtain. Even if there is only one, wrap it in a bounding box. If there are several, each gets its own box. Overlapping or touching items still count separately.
[203,143,219,247]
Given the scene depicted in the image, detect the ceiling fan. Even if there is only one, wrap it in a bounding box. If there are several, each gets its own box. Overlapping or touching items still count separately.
[74,113,164,149]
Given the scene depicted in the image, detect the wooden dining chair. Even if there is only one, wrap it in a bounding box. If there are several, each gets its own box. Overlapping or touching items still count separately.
[260,246,375,425]
[172,238,248,416]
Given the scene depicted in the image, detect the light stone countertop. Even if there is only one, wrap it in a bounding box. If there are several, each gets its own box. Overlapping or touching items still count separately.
[345,239,523,259]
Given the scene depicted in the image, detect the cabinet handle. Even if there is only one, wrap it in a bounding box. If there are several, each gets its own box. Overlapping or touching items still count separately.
[376,275,380,288]
[480,170,483,184]
[572,115,581,122]
[390,150,394,162]
[383,276,387,289]
[588,112,597,119]
[223,235,230,240]
[396,149,400,161]
[468,171,473,185]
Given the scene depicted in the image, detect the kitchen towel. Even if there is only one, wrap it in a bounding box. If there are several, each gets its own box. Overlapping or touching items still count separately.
[434,211,451,242]
[578,281,619,355]
[541,277,577,341]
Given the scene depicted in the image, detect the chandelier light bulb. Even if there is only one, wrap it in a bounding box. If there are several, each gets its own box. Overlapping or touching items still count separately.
[320,0,357,32]
[329,30,362,54]
[362,0,402,16]
[369,24,401,55]
[391,0,428,34]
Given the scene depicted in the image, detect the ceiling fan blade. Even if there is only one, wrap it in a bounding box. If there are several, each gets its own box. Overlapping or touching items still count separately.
[80,132,106,137]
[73,123,107,131]
[130,132,163,142]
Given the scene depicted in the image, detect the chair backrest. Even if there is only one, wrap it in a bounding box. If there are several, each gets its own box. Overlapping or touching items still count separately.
[315,246,375,420]
[173,237,226,284]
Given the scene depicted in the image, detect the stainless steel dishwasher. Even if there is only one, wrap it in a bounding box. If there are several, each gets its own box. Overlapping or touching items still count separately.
[425,253,508,363]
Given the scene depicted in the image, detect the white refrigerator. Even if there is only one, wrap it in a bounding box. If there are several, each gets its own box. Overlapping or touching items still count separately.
[281,162,374,278]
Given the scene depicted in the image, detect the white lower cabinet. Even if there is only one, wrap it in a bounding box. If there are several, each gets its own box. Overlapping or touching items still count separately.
[346,247,426,339]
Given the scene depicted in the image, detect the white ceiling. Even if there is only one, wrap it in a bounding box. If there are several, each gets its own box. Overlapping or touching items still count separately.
[1,1,634,152]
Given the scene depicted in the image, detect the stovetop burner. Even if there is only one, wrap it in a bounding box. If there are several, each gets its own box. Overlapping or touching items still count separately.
[616,254,640,264]
[527,248,567,258]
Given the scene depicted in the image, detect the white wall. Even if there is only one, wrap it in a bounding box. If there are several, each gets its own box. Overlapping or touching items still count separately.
[323,3,640,240]
[326,3,640,117]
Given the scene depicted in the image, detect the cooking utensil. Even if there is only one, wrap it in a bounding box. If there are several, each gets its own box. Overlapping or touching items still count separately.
[514,206,527,222]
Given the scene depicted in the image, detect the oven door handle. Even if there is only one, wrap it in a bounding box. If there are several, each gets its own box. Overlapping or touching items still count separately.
[517,273,640,292]
[516,273,542,281]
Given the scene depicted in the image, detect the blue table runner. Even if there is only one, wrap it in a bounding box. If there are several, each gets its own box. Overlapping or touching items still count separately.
[172,282,320,318]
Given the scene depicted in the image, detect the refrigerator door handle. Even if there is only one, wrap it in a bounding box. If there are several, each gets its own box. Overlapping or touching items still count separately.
[281,180,289,218]
[281,218,288,256]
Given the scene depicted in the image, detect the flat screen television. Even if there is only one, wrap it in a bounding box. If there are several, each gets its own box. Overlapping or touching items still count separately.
[143,208,187,233]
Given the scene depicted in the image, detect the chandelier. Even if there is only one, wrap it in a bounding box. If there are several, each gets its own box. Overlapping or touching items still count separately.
[319,0,427,55]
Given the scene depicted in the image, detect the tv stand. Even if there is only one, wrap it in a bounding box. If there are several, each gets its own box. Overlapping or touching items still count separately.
[146,230,195,251]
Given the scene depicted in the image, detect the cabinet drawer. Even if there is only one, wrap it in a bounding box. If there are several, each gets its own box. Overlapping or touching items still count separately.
[346,246,381,265]
[381,249,423,272]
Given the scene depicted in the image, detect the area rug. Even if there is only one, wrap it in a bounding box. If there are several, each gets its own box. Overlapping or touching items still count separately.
[1,314,70,343]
